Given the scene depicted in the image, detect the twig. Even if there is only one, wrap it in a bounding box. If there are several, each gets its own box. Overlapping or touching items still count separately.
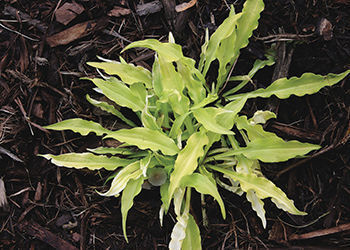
[256,33,314,41]
[102,29,132,43]
[289,222,350,240]
[0,22,39,42]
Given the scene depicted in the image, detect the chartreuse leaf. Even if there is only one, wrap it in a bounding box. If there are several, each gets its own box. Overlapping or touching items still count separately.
[84,77,145,112]
[160,181,170,217]
[246,190,266,228]
[199,8,241,77]
[182,214,201,250]
[121,177,144,242]
[236,115,277,141]
[193,108,234,135]
[177,57,207,104]
[141,96,161,131]
[216,20,238,88]
[44,118,111,136]
[169,112,191,139]
[181,173,226,219]
[87,61,152,88]
[39,153,133,170]
[190,93,218,110]
[216,0,265,87]
[105,127,179,156]
[220,137,320,162]
[249,110,276,125]
[209,165,306,215]
[87,147,136,155]
[98,161,143,197]
[216,96,248,129]
[153,55,190,115]
[228,70,350,101]
[123,39,184,62]
[86,94,136,127]
[168,131,209,204]
[233,0,264,61]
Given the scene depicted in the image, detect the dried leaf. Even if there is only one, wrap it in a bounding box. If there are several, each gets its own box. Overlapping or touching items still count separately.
[46,21,96,47]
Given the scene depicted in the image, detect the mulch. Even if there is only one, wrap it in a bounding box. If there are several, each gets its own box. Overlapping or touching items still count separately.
[1,0,350,249]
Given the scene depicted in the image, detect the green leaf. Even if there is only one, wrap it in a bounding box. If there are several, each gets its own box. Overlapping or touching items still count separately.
[87,61,152,88]
[168,131,209,203]
[45,118,111,136]
[86,95,136,127]
[87,147,136,155]
[39,153,134,171]
[141,97,161,131]
[249,110,276,125]
[181,173,226,219]
[236,115,277,141]
[228,70,350,100]
[121,177,144,242]
[178,57,207,104]
[182,214,202,250]
[221,137,321,162]
[193,107,234,134]
[153,55,190,115]
[98,161,143,197]
[160,181,170,214]
[216,22,238,87]
[199,8,241,77]
[233,0,265,61]
[190,93,218,110]
[123,39,184,62]
[104,127,179,156]
[84,77,145,112]
[169,112,191,139]
[216,96,248,129]
[246,190,266,228]
[210,165,306,215]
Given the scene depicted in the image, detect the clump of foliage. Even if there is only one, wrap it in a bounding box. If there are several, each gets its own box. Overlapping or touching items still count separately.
[40,0,350,249]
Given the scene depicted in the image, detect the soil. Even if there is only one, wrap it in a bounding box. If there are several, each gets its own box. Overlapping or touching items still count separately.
[1,0,350,249]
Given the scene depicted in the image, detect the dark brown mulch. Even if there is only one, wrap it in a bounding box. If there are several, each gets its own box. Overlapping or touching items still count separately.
[1,0,350,249]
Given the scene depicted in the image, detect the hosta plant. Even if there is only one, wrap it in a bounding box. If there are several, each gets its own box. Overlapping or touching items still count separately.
[40,0,350,249]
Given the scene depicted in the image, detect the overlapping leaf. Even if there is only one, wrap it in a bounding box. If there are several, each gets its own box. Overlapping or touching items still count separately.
[168,131,209,203]
[105,127,179,156]
[181,173,226,219]
[182,214,202,250]
[84,77,145,112]
[86,94,136,127]
[228,70,350,100]
[210,165,306,215]
[40,153,134,171]
[98,161,143,197]
[45,118,111,136]
[123,39,184,62]
[121,177,144,242]
[216,137,320,162]
[193,107,234,134]
[87,61,152,88]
